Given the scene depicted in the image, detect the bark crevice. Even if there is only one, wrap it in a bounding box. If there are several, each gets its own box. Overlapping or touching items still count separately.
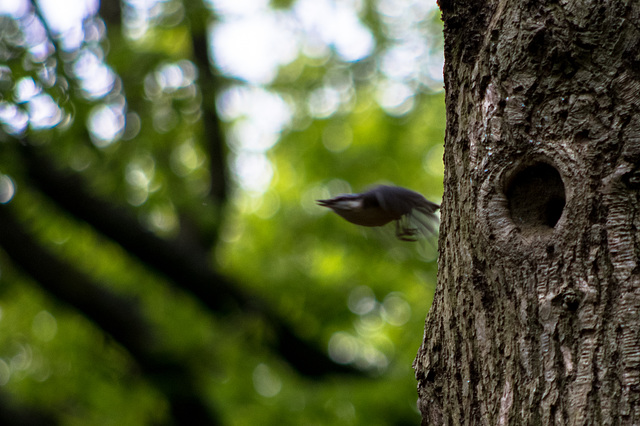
[416,0,640,424]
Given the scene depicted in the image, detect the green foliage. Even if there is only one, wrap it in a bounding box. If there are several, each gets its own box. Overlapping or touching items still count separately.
[0,0,444,424]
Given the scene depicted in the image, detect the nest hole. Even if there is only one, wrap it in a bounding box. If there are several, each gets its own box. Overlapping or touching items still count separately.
[506,162,565,230]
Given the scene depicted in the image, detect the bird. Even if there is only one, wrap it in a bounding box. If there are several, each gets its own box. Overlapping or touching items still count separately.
[316,185,440,241]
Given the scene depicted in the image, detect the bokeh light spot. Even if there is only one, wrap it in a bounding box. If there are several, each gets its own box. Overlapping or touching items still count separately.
[328,331,358,365]
[88,103,125,147]
[0,359,10,386]
[322,122,353,153]
[252,363,282,397]
[348,286,376,315]
[0,175,16,204]
[32,310,58,342]
[27,94,62,128]
[382,293,411,326]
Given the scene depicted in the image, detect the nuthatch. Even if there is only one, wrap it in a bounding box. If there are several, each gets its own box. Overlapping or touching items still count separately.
[317,185,440,241]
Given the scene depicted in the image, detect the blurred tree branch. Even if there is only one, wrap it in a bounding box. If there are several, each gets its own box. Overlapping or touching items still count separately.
[183,0,230,250]
[19,145,356,378]
[0,205,220,426]
[98,0,121,26]
[98,0,228,249]
[22,0,354,380]
[0,392,58,426]
[188,2,230,208]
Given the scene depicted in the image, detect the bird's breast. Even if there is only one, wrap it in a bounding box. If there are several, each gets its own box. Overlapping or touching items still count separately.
[334,208,400,227]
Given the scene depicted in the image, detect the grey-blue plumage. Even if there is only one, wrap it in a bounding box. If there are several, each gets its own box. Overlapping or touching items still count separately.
[317,185,439,241]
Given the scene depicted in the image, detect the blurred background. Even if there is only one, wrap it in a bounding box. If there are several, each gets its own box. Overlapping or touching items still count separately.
[0,0,444,424]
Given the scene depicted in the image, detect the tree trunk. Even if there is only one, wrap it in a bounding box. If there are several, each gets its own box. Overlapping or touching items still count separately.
[414,1,640,424]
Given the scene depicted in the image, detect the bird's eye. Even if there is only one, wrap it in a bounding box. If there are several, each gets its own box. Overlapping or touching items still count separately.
[361,195,379,209]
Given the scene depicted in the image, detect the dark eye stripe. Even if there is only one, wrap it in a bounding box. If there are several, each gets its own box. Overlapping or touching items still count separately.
[361,192,380,209]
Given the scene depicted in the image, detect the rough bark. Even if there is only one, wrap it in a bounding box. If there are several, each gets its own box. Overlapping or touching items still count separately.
[414,0,640,424]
